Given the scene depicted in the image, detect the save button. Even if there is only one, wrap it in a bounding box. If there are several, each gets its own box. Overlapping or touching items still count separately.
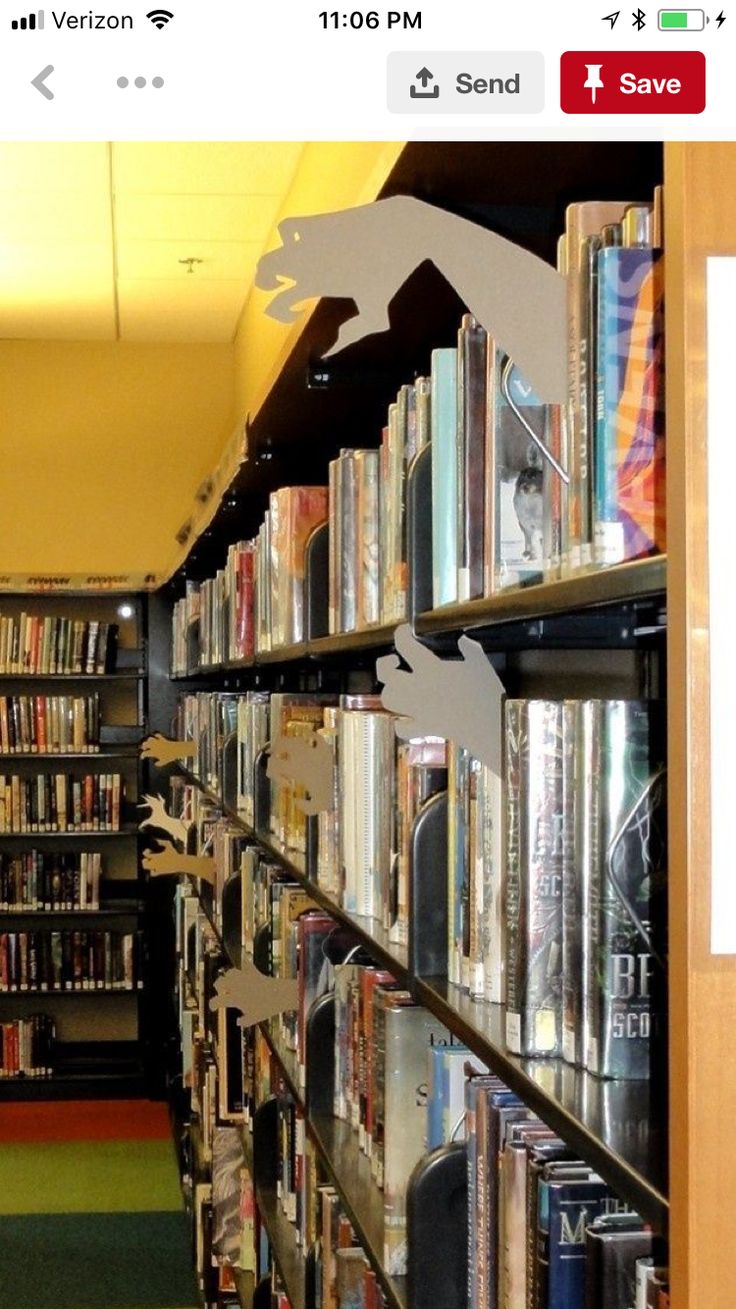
[560,50,706,113]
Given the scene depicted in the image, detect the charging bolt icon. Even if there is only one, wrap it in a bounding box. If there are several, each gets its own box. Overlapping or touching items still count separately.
[583,62,605,103]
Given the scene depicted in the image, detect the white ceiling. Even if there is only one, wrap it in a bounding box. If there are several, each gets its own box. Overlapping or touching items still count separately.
[0,142,305,343]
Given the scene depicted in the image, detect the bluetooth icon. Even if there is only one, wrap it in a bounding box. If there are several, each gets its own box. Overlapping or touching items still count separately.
[632,7,646,26]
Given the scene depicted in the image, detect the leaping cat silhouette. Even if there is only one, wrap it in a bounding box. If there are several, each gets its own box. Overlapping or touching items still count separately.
[255,195,567,404]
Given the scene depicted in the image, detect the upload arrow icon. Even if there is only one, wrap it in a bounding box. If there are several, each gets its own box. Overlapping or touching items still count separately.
[411,66,440,98]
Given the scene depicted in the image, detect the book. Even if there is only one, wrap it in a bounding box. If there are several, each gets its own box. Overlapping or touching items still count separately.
[430,346,459,608]
[504,700,571,1057]
[585,700,667,1080]
[594,204,665,565]
[457,314,489,602]
[382,999,452,1276]
[565,199,634,569]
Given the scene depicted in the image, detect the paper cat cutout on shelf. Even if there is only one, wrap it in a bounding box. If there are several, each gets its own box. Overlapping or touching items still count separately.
[376,623,505,777]
[141,838,216,886]
[266,728,333,816]
[255,195,567,404]
[140,733,197,768]
[209,961,299,1030]
[138,793,188,846]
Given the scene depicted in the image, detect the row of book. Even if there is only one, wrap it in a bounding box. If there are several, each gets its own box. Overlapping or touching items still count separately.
[463,1070,666,1309]
[0,1014,55,1078]
[175,854,666,1308]
[0,614,119,676]
[176,686,666,1083]
[0,693,102,754]
[0,850,104,911]
[269,1057,391,1309]
[170,191,664,667]
[0,771,124,833]
[176,874,392,1308]
[454,697,667,1081]
[171,487,329,672]
[0,929,140,992]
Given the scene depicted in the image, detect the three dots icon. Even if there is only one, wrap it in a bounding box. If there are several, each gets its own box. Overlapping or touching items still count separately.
[117,75,164,88]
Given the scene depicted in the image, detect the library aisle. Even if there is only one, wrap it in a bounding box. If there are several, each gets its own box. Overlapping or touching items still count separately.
[0,1100,198,1309]
[1,138,734,1309]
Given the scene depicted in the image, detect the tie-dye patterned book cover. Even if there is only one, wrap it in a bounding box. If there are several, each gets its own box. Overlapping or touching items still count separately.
[594,248,665,565]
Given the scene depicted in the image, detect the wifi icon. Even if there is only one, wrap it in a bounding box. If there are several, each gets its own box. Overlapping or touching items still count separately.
[146,8,173,27]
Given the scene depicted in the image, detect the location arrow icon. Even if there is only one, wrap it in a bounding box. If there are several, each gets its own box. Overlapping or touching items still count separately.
[31,65,54,99]
[602,9,621,25]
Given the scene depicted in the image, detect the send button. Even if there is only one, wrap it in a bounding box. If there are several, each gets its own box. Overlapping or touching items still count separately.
[387,52,545,113]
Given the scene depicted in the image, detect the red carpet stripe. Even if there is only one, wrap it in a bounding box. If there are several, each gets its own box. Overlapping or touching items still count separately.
[0,1100,171,1143]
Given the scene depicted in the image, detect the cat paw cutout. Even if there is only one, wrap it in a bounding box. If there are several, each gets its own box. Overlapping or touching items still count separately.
[210,961,298,1029]
[376,623,504,776]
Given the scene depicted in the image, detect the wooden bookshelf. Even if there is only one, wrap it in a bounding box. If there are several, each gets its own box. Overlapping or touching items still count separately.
[0,593,148,1095]
[157,139,736,1308]
[665,142,736,1309]
[181,761,665,1229]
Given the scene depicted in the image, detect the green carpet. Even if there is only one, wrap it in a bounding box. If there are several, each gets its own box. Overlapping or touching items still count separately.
[0,1141,183,1214]
[0,1212,199,1309]
[0,1101,198,1309]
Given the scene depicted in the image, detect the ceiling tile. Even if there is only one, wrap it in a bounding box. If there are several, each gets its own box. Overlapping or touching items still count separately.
[112,143,304,196]
[113,192,282,243]
[0,242,113,282]
[0,191,112,243]
[116,239,261,283]
[117,278,247,342]
[0,143,110,192]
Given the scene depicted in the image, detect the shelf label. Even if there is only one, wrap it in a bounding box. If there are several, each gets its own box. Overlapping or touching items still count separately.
[708,258,736,953]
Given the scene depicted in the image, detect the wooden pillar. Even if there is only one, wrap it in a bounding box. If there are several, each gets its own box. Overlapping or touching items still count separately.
[666,141,736,1309]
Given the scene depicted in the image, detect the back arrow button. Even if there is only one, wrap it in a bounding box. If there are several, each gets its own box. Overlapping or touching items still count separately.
[31,65,55,100]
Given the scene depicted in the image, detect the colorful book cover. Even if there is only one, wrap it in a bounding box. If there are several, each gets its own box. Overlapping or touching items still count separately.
[594,246,665,565]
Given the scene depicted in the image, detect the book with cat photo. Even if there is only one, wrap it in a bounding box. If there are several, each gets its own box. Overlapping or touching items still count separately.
[485,348,557,591]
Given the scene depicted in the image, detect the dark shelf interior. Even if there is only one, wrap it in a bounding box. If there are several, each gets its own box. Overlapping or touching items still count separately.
[310,1114,407,1309]
[414,975,668,1231]
[0,1039,144,1100]
[254,1181,306,1309]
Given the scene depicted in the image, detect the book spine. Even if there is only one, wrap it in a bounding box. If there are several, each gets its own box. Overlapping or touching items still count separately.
[457,315,488,602]
[594,246,665,566]
[505,701,565,1057]
[430,347,459,608]
[339,453,359,634]
[591,701,667,1080]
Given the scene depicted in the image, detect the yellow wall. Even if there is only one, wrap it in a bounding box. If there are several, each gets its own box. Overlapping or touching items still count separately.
[0,142,403,586]
[157,142,403,583]
[231,142,403,430]
[0,340,234,582]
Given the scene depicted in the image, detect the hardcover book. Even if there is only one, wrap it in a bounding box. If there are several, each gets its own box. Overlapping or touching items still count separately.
[505,700,571,1057]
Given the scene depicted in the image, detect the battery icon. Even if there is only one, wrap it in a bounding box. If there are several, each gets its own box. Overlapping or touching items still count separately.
[658,8,706,27]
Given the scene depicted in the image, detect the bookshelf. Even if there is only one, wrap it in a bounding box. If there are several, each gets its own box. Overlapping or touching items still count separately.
[0,593,148,1098]
[149,139,735,1309]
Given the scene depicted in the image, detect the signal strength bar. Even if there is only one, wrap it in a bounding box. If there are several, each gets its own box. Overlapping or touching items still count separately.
[11,10,45,28]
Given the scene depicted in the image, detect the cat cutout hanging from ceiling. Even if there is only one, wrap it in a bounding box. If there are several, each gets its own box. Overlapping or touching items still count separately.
[254,194,567,404]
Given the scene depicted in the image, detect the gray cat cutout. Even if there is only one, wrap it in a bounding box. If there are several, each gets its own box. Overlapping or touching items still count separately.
[377,624,505,778]
[267,728,334,816]
[255,194,567,404]
[210,961,298,1030]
